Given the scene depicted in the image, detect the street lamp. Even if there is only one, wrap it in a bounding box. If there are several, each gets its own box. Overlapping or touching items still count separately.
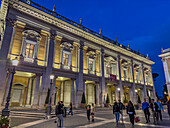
[135,89,137,93]
[117,87,120,100]
[2,58,19,117]
[46,74,54,119]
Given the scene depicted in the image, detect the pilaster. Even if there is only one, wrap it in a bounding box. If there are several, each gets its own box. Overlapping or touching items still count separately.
[131,60,137,104]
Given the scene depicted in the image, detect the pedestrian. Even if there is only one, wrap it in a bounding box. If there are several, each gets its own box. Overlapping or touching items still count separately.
[118,99,125,122]
[55,101,64,128]
[67,102,73,116]
[167,99,170,118]
[113,101,120,125]
[91,103,95,122]
[86,104,91,122]
[156,98,164,121]
[150,99,159,124]
[127,101,136,128]
[142,98,150,123]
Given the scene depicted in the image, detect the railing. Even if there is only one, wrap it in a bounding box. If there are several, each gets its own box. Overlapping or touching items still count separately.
[18,0,148,59]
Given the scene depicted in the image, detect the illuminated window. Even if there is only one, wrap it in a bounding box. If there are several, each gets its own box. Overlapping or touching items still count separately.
[89,59,94,71]
[25,43,34,58]
[63,53,69,66]
[106,63,112,75]
[136,71,140,81]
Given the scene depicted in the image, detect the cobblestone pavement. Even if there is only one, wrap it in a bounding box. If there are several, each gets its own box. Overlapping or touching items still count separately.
[11,108,170,128]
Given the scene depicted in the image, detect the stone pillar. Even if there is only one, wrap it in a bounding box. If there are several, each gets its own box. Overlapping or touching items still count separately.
[142,64,147,102]
[25,78,33,106]
[39,32,56,107]
[32,74,41,108]
[51,76,56,106]
[96,82,99,106]
[60,47,64,69]
[117,55,124,102]
[162,58,170,98]
[131,60,137,104]
[71,79,75,105]
[75,41,84,108]
[60,81,64,101]
[0,17,16,110]
[100,49,106,107]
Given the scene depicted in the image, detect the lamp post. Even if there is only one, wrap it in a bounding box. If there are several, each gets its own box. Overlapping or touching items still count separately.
[117,87,120,100]
[2,58,19,117]
[46,74,54,119]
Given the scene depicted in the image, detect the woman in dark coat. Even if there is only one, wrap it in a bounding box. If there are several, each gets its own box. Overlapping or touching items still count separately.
[127,101,136,127]
[167,99,170,118]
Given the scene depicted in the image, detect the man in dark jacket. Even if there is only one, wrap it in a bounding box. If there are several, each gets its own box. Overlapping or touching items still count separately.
[55,101,64,128]
[118,100,125,122]
[150,99,158,124]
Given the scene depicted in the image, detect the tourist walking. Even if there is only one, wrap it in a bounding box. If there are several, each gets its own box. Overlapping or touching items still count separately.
[113,101,120,125]
[150,99,159,124]
[127,101,136,128]
[118,99,125,122]
[167,99,170,118]
[142,98,150,123]
[91,103,95,122]
[55,101,64,128]
[156,98,164,121]
[86,105,91,122]
[67,102,73,116]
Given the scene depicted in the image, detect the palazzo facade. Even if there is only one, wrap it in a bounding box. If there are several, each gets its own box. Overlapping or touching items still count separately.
[159,48,170,98]
[0,0,155,108]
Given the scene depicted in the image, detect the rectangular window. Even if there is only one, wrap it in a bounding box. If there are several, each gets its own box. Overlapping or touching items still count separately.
[89,59,94,71]
[123,69,127,79]
[26,43,34,58]
[63,53,69,66]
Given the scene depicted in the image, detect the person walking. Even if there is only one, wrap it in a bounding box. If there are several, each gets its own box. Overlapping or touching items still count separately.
[156,98,164,121]
[127,101,136,128]
[55,101,64,128]
[142,98,150,123]
[67,102,73,116]
[86,105,91,122]
[118,99,125,122]
[113,101,120,125]
[91,103,95,122]
[150,99,159,124]
[167,99,170,118]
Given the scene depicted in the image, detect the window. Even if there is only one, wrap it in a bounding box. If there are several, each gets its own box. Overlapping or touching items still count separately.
[136,71,140,81]
[106,63,112,75]
[89,59,94,71]
[63,52,69,66]
[26,43,34,58]
[123,69,127,79]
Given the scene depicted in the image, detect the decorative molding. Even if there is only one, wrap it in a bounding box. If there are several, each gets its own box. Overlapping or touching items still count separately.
[50,32,57,40]
[6,17,16,27]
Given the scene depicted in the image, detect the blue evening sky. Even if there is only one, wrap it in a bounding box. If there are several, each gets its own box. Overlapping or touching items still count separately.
[32,0,169,96]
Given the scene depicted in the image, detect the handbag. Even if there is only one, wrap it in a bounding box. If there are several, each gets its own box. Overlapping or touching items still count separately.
[134,117,140,123]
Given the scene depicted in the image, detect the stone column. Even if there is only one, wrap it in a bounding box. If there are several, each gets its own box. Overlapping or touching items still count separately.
[51,76,56,106]
[75,41,84,108]
[60,81,64,101]
[117,55,124,102]
[0,17,16,109]
[142,64,147,102]
[162,58,170,98]
[96,82,99,106]
[131,60,137,104]
[71,79,75,105]
[100,49,106,107]
[60,47,64,69]
[39,32,56,107]
[32,74,41,108]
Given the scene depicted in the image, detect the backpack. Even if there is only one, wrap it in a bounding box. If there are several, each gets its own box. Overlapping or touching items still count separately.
[55,105,59,115]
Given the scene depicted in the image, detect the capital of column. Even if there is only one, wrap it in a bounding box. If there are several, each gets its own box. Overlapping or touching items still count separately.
[36,73,42,76]
[6,17,17,27]
[49,32,57,40]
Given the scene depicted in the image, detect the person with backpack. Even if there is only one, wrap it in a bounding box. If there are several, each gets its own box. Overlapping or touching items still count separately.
[156,98,164,121]
[91,103,95,122]
[142,98,150,123]
[118,99,125,123]
[86,105,91,122]
[55,101,64,128]
[113,101,120,125]
[150,99,159,124]
[127,101,136,128]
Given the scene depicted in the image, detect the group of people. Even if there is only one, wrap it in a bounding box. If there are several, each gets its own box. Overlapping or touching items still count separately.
[142,98,164,125]
[113,100,135,127]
